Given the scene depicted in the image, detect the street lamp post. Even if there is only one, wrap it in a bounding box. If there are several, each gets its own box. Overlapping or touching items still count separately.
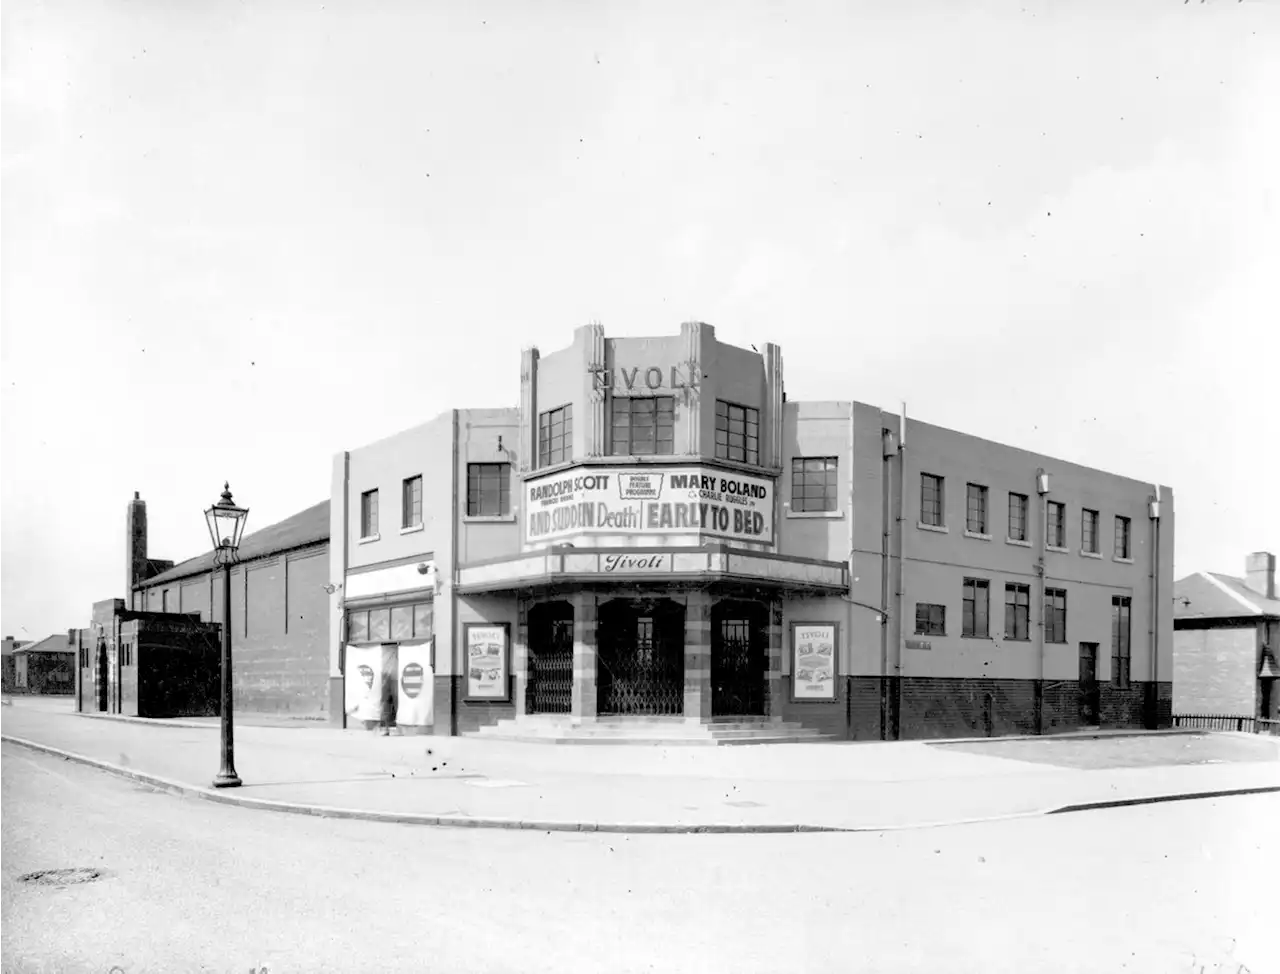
[205,482,249,789]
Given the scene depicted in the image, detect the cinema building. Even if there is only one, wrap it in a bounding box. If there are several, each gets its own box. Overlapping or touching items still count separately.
[330,322,1174,742]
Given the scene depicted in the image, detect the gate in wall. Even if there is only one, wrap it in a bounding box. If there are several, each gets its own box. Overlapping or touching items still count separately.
[711,600,769,716]
[597,598,685,716]
[527,601,574,714]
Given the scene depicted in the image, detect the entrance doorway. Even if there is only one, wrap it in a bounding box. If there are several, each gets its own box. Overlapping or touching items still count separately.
[597,598,685,716]
[527,601,573,714]
[1078,642,1101,726]
[96,639,109,712]
[711,600,768,716]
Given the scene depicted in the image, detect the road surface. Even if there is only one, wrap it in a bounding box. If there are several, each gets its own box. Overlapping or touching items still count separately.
[2,742,1274,974]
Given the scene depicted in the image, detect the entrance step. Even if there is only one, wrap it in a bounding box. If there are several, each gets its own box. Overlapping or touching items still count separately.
[467,715,833,746]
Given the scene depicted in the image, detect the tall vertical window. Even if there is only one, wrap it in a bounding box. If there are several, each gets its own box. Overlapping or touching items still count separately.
[360,489,379,539]
[467,463,511,517]
[1111,595,1131,687]
[966,483,988,534]
[1082,509,1099,554]
[1047,501,1066,548]
[1045,587,1067,643]
[1114,516,1131,559]
[611,397,675,456]
[1008,492,1029,541]
[921,474,945,527]
[402,475,422,529]
[714,400,759,465]
[791,457,839,513]
[962,578,989,637]
[1004,583,1031,640]
[538,404,573,467]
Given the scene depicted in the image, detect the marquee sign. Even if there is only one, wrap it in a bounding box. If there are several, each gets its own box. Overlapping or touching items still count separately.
[524,465,775,546]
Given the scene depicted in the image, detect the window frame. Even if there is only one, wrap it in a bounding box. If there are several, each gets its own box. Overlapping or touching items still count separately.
[1114,516,1132,560]
[714,399,760,465]
[962,577,990,638]
[401,475,423,530]
[921,474,945,527]
[466,462,512,518]
[790,456,840,514]
[537,403,574,468]
[610,396,675,457]
[360,488,379,540]
[1044,587,1067,644]
[915,602,946,636]
[1047,500,1066,548]
[1112,595,1132,687]
[1081,508,1099,554]
[1004,583,1031,641]
[966,483,989,535]
[1008,492,1029,542]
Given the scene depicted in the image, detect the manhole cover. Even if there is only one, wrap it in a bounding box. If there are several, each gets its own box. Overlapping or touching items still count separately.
[19,868,104,888]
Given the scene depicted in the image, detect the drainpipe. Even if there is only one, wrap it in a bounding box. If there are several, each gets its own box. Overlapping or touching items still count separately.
[1035,468,1049,734]
[1148,485,1161,729]
[880,427,893,741]
[449,409,461,737]
[846,401,856,740]
[894,403,906,741]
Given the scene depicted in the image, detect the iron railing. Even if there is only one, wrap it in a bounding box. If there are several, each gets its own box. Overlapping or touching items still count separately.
[1173,713,1280,735]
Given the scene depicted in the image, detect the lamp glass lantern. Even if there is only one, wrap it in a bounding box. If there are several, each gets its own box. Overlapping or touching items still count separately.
[205,482,249,562]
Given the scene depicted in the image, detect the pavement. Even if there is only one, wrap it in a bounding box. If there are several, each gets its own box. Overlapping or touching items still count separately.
[7,742,1277,974]
[3,695,1279,833]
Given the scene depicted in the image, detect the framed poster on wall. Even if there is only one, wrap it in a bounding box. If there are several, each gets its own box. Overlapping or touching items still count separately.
[464,623,511,702]
[790,622,838,702]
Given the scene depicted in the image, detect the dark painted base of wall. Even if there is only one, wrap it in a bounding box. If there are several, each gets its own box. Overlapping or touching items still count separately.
[780,677,1174,741]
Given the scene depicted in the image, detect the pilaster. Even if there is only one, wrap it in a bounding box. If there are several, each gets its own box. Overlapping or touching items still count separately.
[579,323,607,458]
[514,595,530,717]
[684,590,713,719]
[767,598,784,719]
[570,591,599,722]
[519,347,539,476]
[763,342,785,469]
[680,321,708,456]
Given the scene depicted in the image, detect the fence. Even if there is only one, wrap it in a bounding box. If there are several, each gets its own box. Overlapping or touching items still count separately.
[1173,713,1280,736]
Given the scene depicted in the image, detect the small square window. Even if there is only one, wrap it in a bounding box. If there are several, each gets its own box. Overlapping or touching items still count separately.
[791,457,838,513]
[915,603,946,635]
[467,463,511,517]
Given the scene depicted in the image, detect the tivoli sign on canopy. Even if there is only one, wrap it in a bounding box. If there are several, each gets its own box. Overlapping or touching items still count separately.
[525,465,775,545]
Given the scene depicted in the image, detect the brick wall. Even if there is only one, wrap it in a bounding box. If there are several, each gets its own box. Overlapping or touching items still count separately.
[1173,625,1259,716]
[138,546,330,717]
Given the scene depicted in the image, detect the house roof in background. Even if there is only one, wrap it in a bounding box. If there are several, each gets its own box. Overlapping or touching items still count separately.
[1174,572,1280,622]
[137,500,330,589]
[13,634,73,656]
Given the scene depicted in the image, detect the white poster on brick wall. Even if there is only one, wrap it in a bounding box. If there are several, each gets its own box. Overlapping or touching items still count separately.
[397,641,434,726]
[344,644,383,723]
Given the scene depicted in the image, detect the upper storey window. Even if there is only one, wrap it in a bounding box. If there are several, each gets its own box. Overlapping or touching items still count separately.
[715,400,759,465]
[538,404,573,468]
[611,397,675,456]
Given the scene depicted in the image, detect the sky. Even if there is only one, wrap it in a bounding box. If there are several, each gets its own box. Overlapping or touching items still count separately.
[2,0,1277,640]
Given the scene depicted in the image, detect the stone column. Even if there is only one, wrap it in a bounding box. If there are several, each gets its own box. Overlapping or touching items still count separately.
[570,591,598,723]
[684,590,713,720]
[513,596,530,719]
[767,597,785,720]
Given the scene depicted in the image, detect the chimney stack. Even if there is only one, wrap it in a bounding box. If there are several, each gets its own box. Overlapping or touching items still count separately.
[127,492,148,599]
[1245,551,1277,601]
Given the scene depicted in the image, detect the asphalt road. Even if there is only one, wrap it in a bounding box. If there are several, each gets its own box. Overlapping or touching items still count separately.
[2,742,1275,974]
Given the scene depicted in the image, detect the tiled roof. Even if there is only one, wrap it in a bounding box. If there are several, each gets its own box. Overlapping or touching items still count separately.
[13,634,73,656]
[137,500,330,589]
[1173,572,1280,621]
